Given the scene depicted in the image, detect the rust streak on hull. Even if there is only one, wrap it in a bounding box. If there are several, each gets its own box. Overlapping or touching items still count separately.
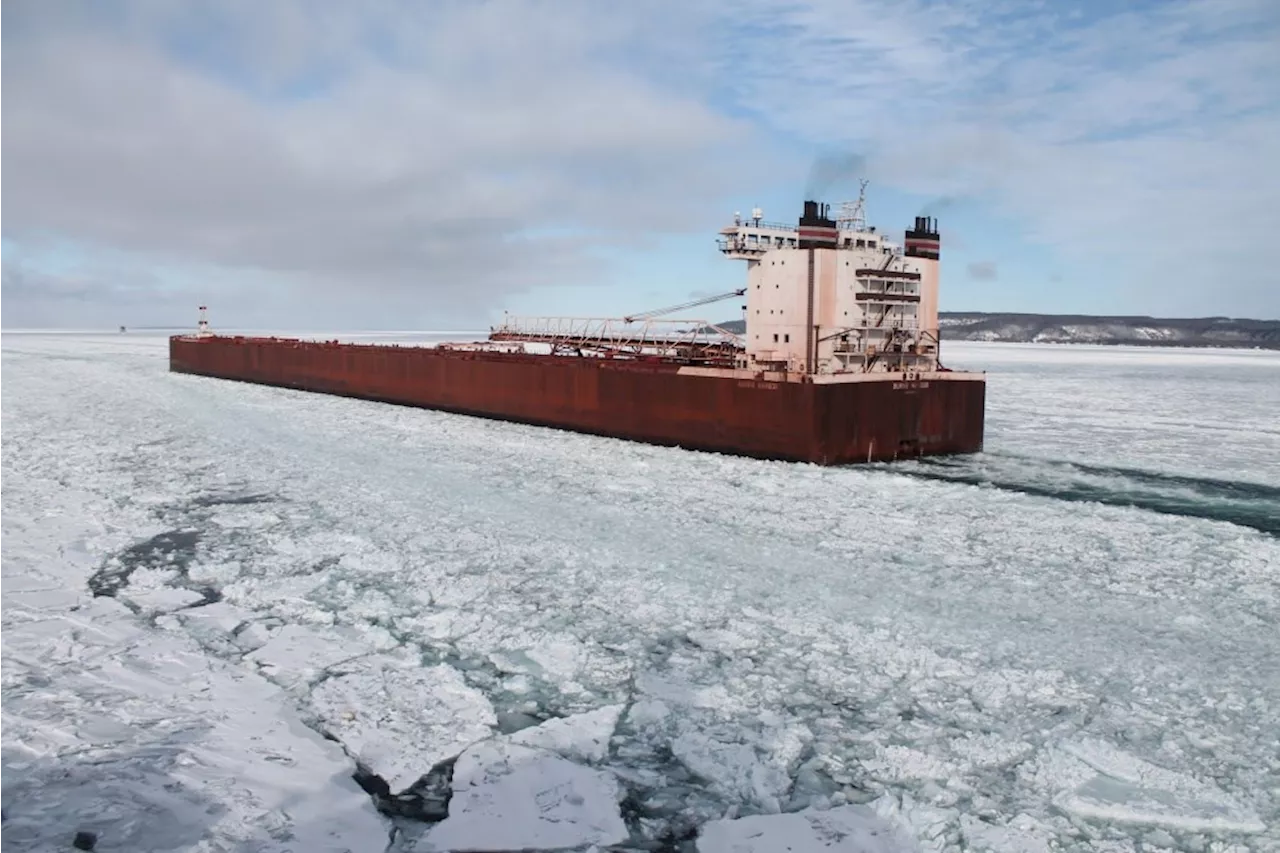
[170,336,984,465]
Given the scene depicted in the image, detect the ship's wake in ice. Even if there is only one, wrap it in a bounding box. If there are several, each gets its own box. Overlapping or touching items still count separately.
[3,334,1278,852]
[889,452,1280,536]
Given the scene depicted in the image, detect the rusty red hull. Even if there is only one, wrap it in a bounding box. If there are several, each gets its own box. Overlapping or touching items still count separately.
[169,336,985,464]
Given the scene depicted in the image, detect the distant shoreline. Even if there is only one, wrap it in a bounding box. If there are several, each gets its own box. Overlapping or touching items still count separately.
[939,312,1279,350]
[708,312,1280,351]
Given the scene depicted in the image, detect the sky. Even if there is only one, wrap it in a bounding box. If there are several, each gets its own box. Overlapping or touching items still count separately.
[3,0,1279,330]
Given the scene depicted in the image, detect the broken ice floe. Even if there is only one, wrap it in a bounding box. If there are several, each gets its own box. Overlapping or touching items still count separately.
[506,703,623,764]
[695,803,921,852]
[862,744,957,785]
[489,636,589,681]
[119,586,209,616]
[958,813,1058,853]
[175,601,276,656]
[621,676,815,814]
[311,656,498,793]
[1049,739,1266,835]
[671,727,809,815]
[245,623,375,690]
[869,791,958,852]
[414,740,629,851]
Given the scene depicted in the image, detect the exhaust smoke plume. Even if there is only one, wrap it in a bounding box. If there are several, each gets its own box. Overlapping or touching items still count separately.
[804,152,866,200]
[919,196,960,217]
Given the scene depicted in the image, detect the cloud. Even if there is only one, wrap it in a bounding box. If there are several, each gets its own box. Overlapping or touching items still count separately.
[710,0,1280,316]
[1,0,757,327]
[967,261,998,281]
[5,0,1279,326]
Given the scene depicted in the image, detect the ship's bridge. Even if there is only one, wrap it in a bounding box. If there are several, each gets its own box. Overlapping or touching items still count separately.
[718,201,896,261]
[717,209,801,260]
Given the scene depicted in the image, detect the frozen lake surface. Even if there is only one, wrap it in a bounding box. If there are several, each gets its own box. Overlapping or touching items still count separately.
[3,332,1278,852]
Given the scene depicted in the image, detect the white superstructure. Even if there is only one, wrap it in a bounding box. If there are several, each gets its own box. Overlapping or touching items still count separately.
[717,184,942,375]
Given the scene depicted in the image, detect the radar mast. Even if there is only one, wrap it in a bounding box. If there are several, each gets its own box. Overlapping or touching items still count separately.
[837,179,871,232]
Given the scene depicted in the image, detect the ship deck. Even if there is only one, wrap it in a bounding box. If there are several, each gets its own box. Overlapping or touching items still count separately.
[170,334,983,386]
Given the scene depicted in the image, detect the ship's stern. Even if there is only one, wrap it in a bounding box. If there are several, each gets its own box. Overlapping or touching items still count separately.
[812,372,985,464]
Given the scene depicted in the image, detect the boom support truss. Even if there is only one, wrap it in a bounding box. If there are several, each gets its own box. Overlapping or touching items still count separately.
[489,315,743,367]
[486,288,747,367]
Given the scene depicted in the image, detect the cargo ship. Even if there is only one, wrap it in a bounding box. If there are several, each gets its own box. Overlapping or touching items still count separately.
[170,185,985,464]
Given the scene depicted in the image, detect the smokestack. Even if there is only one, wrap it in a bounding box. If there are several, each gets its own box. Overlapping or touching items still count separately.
[798,199,838,249]
[904,217,940,260]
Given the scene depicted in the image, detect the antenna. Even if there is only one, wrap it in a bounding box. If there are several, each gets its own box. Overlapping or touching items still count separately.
[836,179,870,232]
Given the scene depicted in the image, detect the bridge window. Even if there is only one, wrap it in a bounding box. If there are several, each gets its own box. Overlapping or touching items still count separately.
[784,334,790,343]
[773,334,779,343]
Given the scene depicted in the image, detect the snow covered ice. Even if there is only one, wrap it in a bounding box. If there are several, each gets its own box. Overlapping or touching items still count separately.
[0,489,386,852]
[3,332,1278,852]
